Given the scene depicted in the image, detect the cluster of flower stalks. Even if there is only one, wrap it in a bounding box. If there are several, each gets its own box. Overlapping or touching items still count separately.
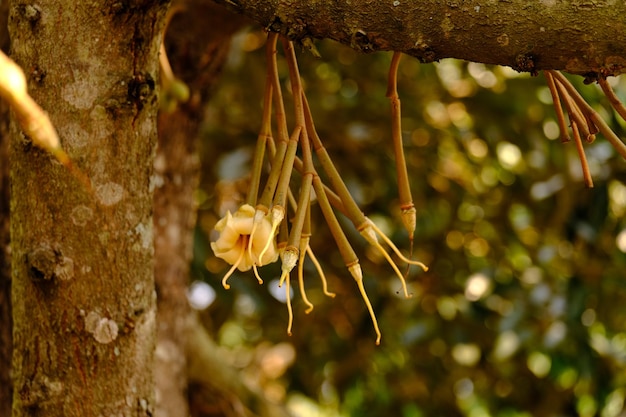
[543,70,626,188]
[210,34,427,345]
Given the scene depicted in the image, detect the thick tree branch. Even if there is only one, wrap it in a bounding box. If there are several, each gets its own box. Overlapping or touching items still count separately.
[211,0,626,76]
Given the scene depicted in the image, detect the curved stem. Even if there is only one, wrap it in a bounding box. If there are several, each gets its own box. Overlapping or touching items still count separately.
[598,77,626,121]
[571,120,594,188]
[548,70,626,159]
[543,71,570,143]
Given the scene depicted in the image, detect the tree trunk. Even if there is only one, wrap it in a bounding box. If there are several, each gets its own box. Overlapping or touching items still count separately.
[154,2,247,415]
[211,0,626,76]
[9,2,168,416]
[0,0,12,414]
[0,96,12,417]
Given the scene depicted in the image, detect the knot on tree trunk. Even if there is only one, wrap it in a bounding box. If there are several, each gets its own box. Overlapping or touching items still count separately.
[26,246,74,282]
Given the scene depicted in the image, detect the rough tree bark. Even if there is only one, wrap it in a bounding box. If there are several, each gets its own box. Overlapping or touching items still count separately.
[0,95,11,416]
[9,1,168,416]
[211,0,626,76]
[0,1,12,414]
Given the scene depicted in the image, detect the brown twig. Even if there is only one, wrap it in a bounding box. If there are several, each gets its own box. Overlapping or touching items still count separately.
[543,71,570,143]
[555,80,592,141]
[571,120,594,188]
[386,52,417,278]
[547,70,626,159]
[598,77,626,121]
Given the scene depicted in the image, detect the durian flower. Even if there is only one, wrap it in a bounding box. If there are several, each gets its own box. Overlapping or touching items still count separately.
[211,204,279,288]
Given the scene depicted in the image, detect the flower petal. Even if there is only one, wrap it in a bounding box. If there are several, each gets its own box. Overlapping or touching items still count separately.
[211,204,279,271]
[211,241,243,266]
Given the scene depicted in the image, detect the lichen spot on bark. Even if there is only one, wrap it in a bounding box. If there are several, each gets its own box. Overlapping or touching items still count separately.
[132,222,153,251]
[93,318,118,344]
[441,15,454,39]
[60,122,91,152]
[85,311,119,344]
[84,311,101,333]
[95,182,124,206]
[55,257,75,281]
[149,173,164,192]
[90,105,115,140]
[71,205,93,226]
[62,79,99,110]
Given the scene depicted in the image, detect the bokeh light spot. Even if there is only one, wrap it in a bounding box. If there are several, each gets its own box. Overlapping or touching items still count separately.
[269,279,294,303]
[446,230,464,250]
[465,273,491,301]
[466,237,490,257]
[452,344,482,366]
[453,377,474,399]
[577,394,597,417]
[527,351,551,378]
[340,79,358,98]
[187,281,216,310]
[609,180,626,218]
[492,330,520,361]
[542,119,560,140]
[437,296,457,320]
[543,321,567,348]
[581,308,596,327]
[496,142,522,170]
[602,390,625,417]
[468,138,488,159]
[616,229,626,253]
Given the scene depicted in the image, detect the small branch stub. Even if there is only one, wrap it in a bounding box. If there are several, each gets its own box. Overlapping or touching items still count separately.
[27,246,74,282]
[22,4,42,23]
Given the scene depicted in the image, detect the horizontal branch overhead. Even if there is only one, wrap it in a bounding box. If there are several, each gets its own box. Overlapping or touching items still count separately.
[212,0,626,77]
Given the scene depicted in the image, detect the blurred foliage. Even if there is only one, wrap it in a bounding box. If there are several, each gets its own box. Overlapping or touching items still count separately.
[191,28,626,417]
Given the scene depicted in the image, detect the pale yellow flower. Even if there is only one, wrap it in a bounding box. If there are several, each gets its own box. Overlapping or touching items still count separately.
[211,204,279,288]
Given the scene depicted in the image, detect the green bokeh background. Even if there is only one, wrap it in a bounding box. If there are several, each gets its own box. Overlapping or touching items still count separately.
[193,30,626,417]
